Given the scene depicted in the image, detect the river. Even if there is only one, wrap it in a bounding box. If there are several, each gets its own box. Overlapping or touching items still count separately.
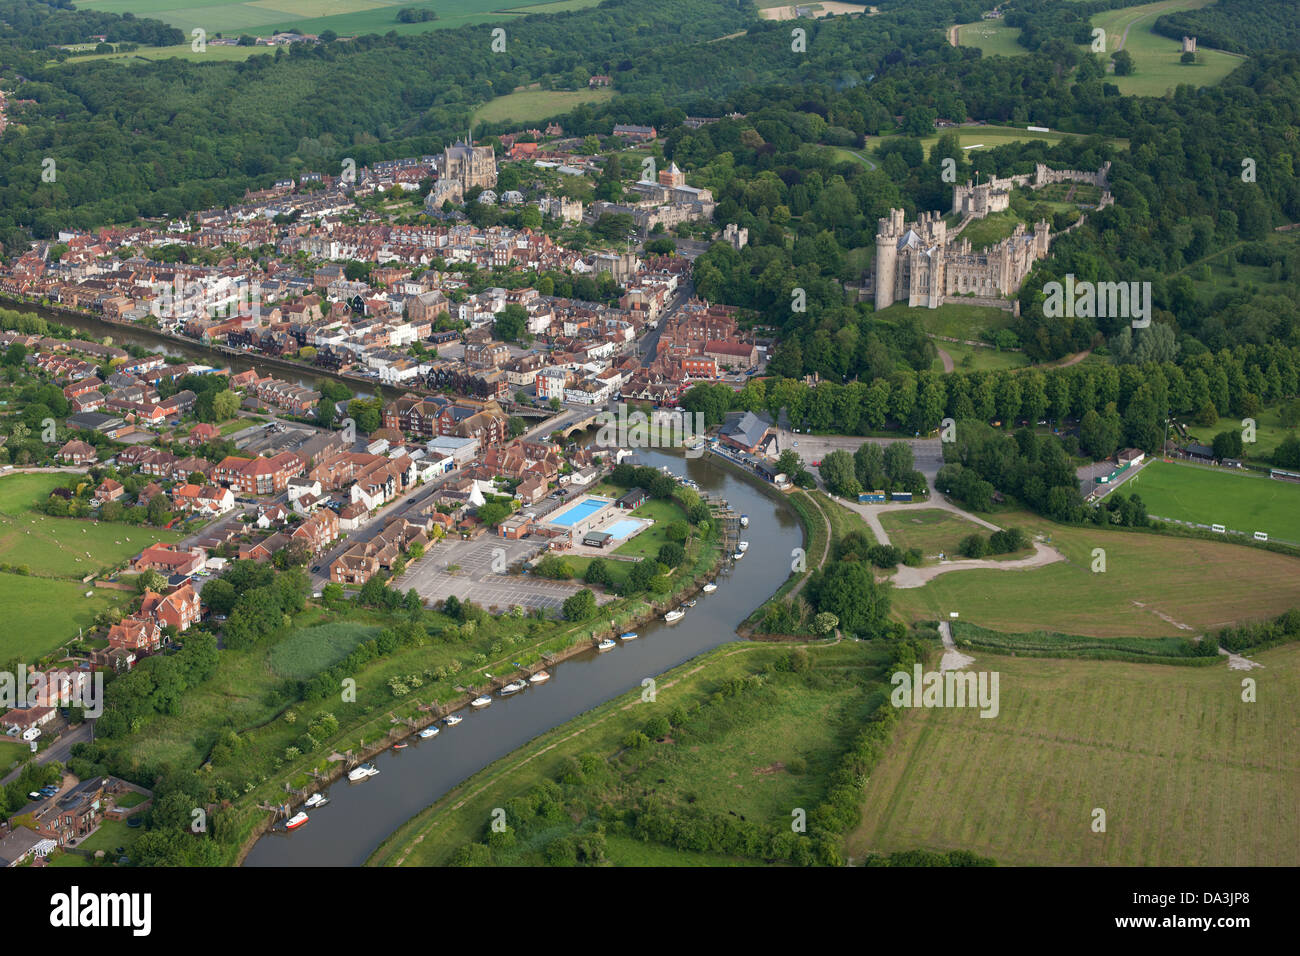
[242,447,800,866]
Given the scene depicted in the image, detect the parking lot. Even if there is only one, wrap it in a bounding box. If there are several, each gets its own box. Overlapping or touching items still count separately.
[392,534,606,613]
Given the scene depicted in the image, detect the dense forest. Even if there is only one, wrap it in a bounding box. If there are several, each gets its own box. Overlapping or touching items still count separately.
[1154,0,1300,55]
[0,0,183,49]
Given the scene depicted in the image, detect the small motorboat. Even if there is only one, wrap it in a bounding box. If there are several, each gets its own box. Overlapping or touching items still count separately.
[739,514,749,528]
[444,714,463,726]
[664,609,685,624]
[418,726,440,739]
[470,696,493,709]
[393,742,408,750]
[702,582,717,594]
[347,764,379,782]
[596,638,616,651]
[683,599,697,608]
[303,794,327,809]
[500,679,527,696]
[737,540,749,553]
[529,670,551,683]
[285,811,309,830]
[619,631,638,641]
[732,549,745,561]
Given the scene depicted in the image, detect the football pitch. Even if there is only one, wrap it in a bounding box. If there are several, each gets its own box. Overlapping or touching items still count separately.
[1128,460,1300,544]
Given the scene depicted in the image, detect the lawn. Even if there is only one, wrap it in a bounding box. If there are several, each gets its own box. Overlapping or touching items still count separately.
[876,303,1014,342]
[888,510,1300,638]
[1088,0,1245,96]
[47,818,145,867]
[932,339,1029,373]
[473,87,616,126]
[0,573,131,661]
[850,644,1300,865]
[1127,459,1300,544]
[0,473,184,578]
[869,126,1130,160]
[956,20,1026,58]
[611,497,687,560]
[879,509,1027,564]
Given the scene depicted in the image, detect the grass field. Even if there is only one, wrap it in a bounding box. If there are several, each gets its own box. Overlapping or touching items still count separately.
[889,510,1300,638]
[870,125,1131,162]
[879,509,1028,564]
[0,574,129,662]
[74,0,598,45]
[933,339,1029,373]
[473,87,616,126]
[268,621,384,679]
[1128,459,1300,544]
[1089,0,1245,96]
[47,818,144,868]
[0,474,183,579]
[850,644,1300,865]
[956,20,1025,58]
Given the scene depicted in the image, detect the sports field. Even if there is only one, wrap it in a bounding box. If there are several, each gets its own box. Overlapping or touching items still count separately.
[1088,0,1245,96]
[888,511,1300,638]
[0,473,183,578]
[74,0,595,41]
[850,645,1300,866]
[1127,459,1300,544]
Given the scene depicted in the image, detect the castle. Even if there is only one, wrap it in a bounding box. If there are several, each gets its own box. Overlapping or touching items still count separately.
[874,209,1050,309]
[873,162,1112,310]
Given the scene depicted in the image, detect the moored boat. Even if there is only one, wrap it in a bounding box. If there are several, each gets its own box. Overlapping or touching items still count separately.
[392,742,408,750]
[664,609,685,623]
[285,811,309,830]
[347,764,379,782]
[737,540,749,553]
[619,631,638,641]
[500,679,527,696]
[702,582,717,593]
[732,549,745,560]
[596,638,617,651]
[444,714,464,726]
[739,514,749,528]
[418,726,440,739]
[470,695,493,709]
[529,670,551,684]
[304,793,327,809]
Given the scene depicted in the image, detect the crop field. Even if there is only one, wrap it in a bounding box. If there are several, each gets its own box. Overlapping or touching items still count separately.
[888,512,1300,638]
[1089,0,1245,96]
[850,645,1300,865]
[0,573,129,661]
[74,0,595,42]
[0,474,183,578]
[473,87,615,126]
[1127,460,1300,544]
[879,509,1028,564]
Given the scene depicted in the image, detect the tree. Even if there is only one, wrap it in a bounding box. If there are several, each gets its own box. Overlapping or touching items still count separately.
[657,542,685,567]
[212,389,240,421]
[1112,50,1134,75]
[805,561,890,637]
[819,449,860,498]
[494,304,528,342]
[135,569,166,594]
[562,588,597,621]
[583,558,612,586]
[1212,430,1243,460]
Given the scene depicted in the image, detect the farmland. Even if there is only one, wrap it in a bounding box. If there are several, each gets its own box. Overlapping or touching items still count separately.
[0,573,128,661]
[74,0,601,42]
[888,512,1300,638]
[1128,460,1300,544]
[850,645,1300,866]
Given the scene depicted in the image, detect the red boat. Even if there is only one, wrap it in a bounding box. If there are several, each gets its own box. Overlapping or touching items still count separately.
[393,742,408,750]
[285,811,309,830]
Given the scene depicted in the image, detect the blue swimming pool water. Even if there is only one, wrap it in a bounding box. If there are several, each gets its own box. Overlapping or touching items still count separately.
[550,496,610,527]
[606,519,641,539]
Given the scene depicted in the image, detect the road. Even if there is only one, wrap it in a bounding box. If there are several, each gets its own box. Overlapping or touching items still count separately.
[1,722,92,787]
[773,427,945,479]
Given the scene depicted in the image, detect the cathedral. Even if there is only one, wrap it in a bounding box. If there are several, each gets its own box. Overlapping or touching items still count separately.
[440,140,498,192]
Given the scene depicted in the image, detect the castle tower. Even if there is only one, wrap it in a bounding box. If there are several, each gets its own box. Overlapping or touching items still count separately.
[1182,36,1196,54]
[874,209,903,309]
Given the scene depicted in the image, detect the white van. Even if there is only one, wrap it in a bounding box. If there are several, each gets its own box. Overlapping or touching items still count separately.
[1253,531,1269,542]
[1211,524,1226,534]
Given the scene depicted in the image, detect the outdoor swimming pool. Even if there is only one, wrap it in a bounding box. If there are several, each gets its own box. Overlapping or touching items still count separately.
[549,496,612,527]
[605,519,642,539]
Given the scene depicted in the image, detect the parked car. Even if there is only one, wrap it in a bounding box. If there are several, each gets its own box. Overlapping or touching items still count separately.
[28,791,40,800]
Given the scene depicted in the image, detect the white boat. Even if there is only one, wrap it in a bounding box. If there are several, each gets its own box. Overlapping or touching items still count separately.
[444,714,464,726]
[529,670,551,684]
[737,540,749,553]
[419,726,440,739]
[739,514,749,528]
[303,793,327,809]
[683,599,697,608]
[347,764,379,782]
[619,631,638,641]
[470,696,493,709]
[596,638,617,651]
[285,811,309,830]
[702,582,717,594]
[500,679,527,696]
[732,549,745,561]
[664,609,685,624]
